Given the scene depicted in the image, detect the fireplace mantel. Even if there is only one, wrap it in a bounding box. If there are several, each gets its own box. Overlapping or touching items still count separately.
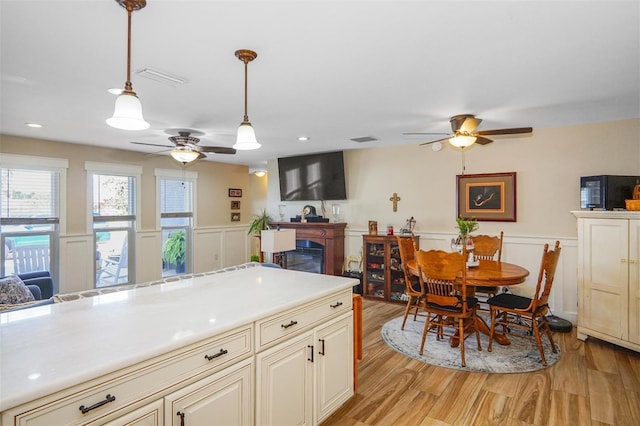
[271,222,347,276]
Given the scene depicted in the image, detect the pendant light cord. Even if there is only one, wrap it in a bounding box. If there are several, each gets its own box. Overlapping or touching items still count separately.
[124,6,133,92]
[243,59,249,122]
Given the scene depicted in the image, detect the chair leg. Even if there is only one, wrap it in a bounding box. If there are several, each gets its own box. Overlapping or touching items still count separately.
[458,318,466,367]
[531,319,548,366]
[488,308,497,352]
[474,316,482,351]
[419,313,431,355]
[401,296,415,330]
[541,316,558,354]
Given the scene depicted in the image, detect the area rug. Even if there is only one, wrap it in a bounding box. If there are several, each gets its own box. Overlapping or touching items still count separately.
[381,315,560,373]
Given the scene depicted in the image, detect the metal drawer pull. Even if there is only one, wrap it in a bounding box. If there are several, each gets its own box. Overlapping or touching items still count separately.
[281,320,298,329]
[330,301,343,308]
[79,394,116,414]
[177,411,185,426]
[308,344,314,362]
[319,338,326,355]
[204,348,229,361]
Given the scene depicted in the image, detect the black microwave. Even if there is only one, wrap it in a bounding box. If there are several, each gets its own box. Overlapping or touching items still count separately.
[580,175,640,210]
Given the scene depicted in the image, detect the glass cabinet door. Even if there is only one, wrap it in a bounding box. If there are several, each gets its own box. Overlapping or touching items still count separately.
[364,241,386,299]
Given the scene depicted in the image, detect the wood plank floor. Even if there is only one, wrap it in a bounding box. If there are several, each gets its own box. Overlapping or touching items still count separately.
[322,300,640,426]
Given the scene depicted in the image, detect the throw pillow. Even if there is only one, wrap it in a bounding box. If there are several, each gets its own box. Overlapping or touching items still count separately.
[0,275,36,304]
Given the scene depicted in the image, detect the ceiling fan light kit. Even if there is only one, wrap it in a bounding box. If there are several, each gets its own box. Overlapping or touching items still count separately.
[170,148,200,164]
[107,0,149,131]
[233,49,261,150]
[449,135,477,148]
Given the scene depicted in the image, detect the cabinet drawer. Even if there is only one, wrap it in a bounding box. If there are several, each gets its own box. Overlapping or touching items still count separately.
[256,290,352,351]
[9,326,253,426]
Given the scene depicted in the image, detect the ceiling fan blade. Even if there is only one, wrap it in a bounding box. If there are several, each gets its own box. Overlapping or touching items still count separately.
[419,136,451,146]
[197,152,207,160]
[131,141,174,148]
[197,146,237,154]
[475,136,494,145]
[476,127,532,136]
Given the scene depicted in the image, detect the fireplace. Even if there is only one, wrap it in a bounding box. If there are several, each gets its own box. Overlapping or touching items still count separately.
[286,240,324,273]
[271,222,346,276]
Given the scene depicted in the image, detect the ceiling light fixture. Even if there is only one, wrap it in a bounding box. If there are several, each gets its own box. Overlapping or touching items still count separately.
[106,0,150,131]
[449,134,477,148]
[233,49,261,150]
[25,122,43,128]
[253,170,266,177]
[170,148,200,164]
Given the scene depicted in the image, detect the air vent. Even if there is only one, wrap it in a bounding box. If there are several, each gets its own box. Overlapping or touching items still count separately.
[135,67,188,86]
[350,136,378,143]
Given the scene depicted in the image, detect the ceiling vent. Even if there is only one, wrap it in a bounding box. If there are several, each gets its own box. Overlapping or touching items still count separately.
[350,136,378,143]
[135,67,188,86]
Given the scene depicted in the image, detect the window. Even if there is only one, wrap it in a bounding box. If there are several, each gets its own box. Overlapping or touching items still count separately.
[0,155,67,284]
[87,162,141,288]
[156,169,196,277]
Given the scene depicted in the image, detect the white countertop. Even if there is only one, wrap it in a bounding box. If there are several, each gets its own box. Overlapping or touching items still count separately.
[0,266,356,411]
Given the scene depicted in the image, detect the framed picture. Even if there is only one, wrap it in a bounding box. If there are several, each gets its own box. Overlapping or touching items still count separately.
[231,200,241,210]
[456,172,516,222]
[231,212,241,222]
[228,188,242,197]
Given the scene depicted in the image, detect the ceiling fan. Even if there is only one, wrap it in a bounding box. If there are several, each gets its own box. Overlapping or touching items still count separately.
[131,129,236,163]
[404,114,533,151]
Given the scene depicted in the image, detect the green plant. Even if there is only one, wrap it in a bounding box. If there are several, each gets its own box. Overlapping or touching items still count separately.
[455,216,479,237]
[247,209,274,235]
[163,230,186,266]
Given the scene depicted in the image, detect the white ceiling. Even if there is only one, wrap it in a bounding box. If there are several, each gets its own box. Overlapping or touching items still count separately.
[1,1,639,170]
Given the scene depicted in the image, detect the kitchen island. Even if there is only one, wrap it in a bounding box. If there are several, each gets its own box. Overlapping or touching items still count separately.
[1,263,356,425]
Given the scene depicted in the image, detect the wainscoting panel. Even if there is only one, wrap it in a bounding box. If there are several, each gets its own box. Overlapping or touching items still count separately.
[345,230,578,324]
[59,234,94,294]
[136,230,162,284]
[222,228,250,267]
[193,228,223,273]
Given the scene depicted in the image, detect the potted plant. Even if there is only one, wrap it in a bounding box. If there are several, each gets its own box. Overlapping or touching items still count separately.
[455,216,479,246]
[163,230,186,273]
[248,209,274,262]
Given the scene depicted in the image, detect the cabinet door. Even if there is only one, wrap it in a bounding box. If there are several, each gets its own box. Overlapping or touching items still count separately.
[102,400,163,426]
[580,218,629,339]
[364,238,386,299]
[314,313,354,424]
[164,358,253,426]
[388,240,406,302]
[256,331,314,426]
[629,220,640,344]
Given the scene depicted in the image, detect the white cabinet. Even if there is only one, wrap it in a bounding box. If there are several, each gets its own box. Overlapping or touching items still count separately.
[575,211,640,352]
[256,312,353,425]
[164,358,253,426]
[102,400,164,426]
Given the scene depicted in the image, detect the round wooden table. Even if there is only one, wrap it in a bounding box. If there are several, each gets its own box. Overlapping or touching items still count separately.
[405,258,529,345]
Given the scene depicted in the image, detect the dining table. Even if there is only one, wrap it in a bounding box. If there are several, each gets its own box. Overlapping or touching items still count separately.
[405,258,530,346]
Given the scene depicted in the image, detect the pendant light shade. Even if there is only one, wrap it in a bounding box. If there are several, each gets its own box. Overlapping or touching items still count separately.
[170,148,200,164]
[233,49,261,150]
[107,0,149,131]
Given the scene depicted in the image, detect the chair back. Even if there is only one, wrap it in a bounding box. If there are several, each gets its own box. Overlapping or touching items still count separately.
[531,241,561,313]
[416,249,469,311]
[13,244,50,274]
[472,232,503,261]
[396,235,421,294]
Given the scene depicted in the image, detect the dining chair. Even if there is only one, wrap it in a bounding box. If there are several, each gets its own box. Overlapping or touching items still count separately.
[416,248,481,367]
[471,232,504,303]
[396,234,423,329]
[487,241,561,365]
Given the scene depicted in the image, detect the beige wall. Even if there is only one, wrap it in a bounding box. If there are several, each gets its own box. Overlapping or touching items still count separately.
[266,118,640,240]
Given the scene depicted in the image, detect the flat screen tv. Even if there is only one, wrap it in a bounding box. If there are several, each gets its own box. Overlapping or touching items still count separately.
[278,151,347,201]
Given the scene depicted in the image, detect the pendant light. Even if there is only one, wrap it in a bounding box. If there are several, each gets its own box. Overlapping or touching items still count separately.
[233,49,261,150]
[106,0,150,131]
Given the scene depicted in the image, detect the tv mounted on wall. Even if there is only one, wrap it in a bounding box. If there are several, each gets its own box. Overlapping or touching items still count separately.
[278,151,347,201]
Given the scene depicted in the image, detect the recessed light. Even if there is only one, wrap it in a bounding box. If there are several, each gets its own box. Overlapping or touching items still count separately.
[25,122,43,128]
[297,136,310,142]
[108,88,123,95]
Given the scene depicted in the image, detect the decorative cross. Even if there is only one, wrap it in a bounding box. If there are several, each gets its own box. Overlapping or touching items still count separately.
[389,192,401,212]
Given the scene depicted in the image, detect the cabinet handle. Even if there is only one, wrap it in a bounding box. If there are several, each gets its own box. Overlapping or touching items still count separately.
[177,411,185,426]
[308,344,314,362]
[629,259,637,264]
[319,338,325,355]
[78,394,116,414]
[622,259,627,263]
[281,320,298,329]
[330,301,343,308]
[204,348,228,361]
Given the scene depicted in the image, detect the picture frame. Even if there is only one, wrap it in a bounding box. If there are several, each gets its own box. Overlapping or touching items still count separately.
[228,188,242,197]
[231,200,241,210]
[456,172,516,222]
[231,212,241,222]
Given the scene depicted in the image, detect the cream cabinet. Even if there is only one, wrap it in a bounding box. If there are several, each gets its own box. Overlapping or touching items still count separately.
[102,400,163,426]
[256,312,353,425]
[575,211,640,352]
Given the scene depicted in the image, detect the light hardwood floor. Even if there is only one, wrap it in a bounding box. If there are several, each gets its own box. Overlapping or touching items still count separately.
[322,300,640,426]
